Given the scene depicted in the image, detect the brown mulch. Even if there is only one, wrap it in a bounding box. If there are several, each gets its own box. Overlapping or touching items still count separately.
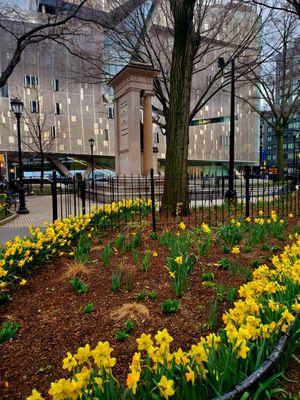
[0,223,298,399]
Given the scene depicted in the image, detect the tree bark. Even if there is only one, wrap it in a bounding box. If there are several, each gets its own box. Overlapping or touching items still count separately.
[161,0,197,216]
[275,124,286,180]
[40,153,45,191]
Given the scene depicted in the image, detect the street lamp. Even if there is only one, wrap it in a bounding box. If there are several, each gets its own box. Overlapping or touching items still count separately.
[88,137,95,200]
[10,97,29,214]
[218,57,236,200]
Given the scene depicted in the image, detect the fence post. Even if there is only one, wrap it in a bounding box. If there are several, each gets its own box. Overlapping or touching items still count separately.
[245,166,250,218]
[81,180,86,215]
[150,168,156,232]
[51,170,58,222]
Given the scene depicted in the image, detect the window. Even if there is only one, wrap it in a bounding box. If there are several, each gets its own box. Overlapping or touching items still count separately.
[1,83,8,97]
[108,106,114,119]
[221,135,229,146]
[51,126,56,139]
[155,131,159,144]
[30,100,39,113]
[104,128,109,141]
[55,103,61,115]
[288,142,294,149]
[52,78,59,92]
[267,136,272,143]
[24,75,31,87]
[24,75,38,88]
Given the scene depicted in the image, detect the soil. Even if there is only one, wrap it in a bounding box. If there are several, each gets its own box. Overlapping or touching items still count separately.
[0,221,299,399]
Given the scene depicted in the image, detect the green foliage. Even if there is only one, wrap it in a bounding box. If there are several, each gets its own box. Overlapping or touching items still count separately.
[217,223,242,246]
[222,244,231,254]
[161,299,180,314]
[149,232,158,240]
[74,234,91,264]
[115,319,135,341]
[125,276,132,292]
[70,277,89,294]
[261,243,271,251]
[271,245,281,252]
[135,290,146,301]
[101,244,113,267]
[111,270,123,292]
[132,249,139,264]
[230,263,252,282]
[202,272,215,282]
[114,234,126,250]
[219,257,232,270]
[83,302,94,314]
[123,232,142,252]
[243,244,253,253]
[214,284,226,301]
[208,300,219,331]
[194,227,212,257]
[115,330,129,341]
[124,319,135,333]
[227,287,238,303]
[0,321,21,344]
[141,249,151,271]
[148,290,156,300]
[0,293,12,305]
[251,259,262,268]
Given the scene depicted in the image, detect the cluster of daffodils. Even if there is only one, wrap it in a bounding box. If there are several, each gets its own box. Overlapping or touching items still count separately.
[0,199,151,292]
[28,233,299,399]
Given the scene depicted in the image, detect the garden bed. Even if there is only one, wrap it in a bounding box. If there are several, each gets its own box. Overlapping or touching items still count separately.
[0,215,299,399]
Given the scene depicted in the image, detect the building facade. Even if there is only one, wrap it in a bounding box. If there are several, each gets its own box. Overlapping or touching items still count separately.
[0,0,261,178]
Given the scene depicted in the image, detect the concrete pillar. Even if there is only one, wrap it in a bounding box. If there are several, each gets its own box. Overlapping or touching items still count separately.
[143,91,153,175]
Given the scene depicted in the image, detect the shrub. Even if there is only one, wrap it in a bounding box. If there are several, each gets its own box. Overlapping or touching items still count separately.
[161,299,180,314]
[115,330,129,341]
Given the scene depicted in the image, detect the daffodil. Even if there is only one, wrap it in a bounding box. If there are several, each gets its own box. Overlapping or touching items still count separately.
[136,333,153,351]
[126,370,140,394]
[26,389,45,400]
[157,375,175,399]
[178,221,186,230]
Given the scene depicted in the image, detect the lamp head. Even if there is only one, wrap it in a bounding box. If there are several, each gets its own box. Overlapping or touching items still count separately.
[218,57,226,70]
[89,137,95,146]
[10,97,24,116]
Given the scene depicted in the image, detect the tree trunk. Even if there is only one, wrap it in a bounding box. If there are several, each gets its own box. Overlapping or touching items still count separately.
[275,125,285,180]
[40,154,45,191]
[161,0,197,216]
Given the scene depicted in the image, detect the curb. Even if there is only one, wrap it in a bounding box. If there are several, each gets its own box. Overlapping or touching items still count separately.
[214,321,296,400]
[0,211,18,227]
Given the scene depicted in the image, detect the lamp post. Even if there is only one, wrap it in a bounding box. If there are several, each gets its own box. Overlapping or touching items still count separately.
[89,137,95,200]
[11,97,29,214]
[292,130,299,176]
[218,57,236,200]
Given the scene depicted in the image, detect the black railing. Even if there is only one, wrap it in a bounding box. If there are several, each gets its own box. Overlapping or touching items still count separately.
[1,167,299,229]
[48,168,299,229]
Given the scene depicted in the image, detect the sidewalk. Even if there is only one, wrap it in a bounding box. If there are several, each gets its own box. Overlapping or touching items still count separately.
[0,196,52,246]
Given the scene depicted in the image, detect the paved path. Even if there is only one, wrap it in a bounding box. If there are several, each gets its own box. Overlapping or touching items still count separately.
[0,196,52,246]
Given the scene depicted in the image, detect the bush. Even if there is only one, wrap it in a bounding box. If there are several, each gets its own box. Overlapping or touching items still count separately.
[161,299,180,314]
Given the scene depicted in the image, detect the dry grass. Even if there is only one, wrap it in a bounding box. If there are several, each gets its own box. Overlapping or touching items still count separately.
[111,302,149,323]
[60,261,91,281]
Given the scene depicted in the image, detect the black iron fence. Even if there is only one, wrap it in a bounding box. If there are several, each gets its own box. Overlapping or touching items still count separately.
[49,168,299,230]
[1,167,299,230]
